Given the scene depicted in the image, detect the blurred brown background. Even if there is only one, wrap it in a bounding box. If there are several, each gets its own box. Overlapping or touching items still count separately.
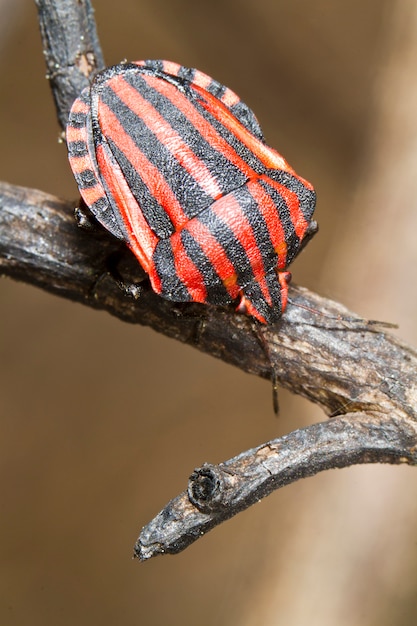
[2,0,417,624]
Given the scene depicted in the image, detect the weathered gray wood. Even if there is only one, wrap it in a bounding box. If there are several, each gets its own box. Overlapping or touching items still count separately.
[3,181,415,417]
[35,0,105,128]
[136,413,417,560]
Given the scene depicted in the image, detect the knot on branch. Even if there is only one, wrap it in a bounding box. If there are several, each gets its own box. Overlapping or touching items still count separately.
[188,464,233,513]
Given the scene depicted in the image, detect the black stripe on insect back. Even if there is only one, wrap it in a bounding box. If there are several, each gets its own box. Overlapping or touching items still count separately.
[233,184,278,272]
[205,79,227,100]
[152,239,192,301]
[141,59,165,73]
[189,93,267,174]
[106,138,175,240]
[243,268,283,323]
[75,168,97,189]
[67,140,89,158]
[67,90,90,128]
[177,65,195,82]
[179,230,232,305]
[100,80,221,220]
[120,72,251,205]
[151,61,265,142]
[269,170,316,222]
[229,101,264,142]
[68,111,87,129]
[197,201,257,291]
[258,178,300,264]
[264,268,283,311]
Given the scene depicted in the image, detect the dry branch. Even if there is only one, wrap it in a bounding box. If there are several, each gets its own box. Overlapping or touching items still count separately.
[35,0,105,127]
[136,413,417,559]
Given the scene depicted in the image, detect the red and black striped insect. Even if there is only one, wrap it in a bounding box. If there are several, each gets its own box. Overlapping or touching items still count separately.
[66,59,317,324]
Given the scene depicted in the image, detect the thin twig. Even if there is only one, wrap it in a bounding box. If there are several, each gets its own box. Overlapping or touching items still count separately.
[136,412,417,560]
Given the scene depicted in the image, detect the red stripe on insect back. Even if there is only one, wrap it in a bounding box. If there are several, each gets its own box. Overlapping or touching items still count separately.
[182,220,240,300]
[190,68,212,90]
[97,102,190,231]
[247,180,288,269]
[134,60,242,109]
[169,236,207,302]
[95,142,159,276]
[68,154,94,175]
[78,182,107,207]
[191,69,241,109]
[192,84,301,177]
[70,98,89,115]
[66,125,89,144]
[220,88,241,108]
[211,193,272,306]
[260,175,309,239]
[161,60,182,76]
[119,76,222,201]
[142,73,257,181]
[108,75,223,201]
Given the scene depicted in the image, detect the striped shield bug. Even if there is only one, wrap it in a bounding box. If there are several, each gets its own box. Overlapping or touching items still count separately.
[66,60,317,324]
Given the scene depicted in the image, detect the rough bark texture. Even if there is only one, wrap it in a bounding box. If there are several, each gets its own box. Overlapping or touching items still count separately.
[35,0,105,128]
[2,181,416,415]
[136,413,417,559]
